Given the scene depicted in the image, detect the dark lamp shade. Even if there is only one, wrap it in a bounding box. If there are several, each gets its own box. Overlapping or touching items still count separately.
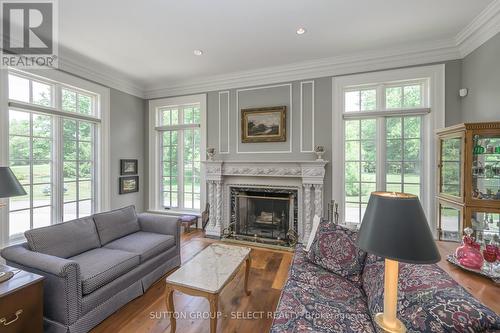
[357,191,440,264]
[0,167,27,198]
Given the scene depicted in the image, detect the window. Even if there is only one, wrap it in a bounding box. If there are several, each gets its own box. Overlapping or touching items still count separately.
[344,119,377,223]
[149,95,206,213]
[160,105,201,210]
[334,66,444,226]
[62,119,95,221]
[2,70,109,243]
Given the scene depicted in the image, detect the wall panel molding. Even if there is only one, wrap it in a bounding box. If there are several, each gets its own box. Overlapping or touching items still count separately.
[236,84,293,154]
[300,81,315,152]
[218,91,230,154]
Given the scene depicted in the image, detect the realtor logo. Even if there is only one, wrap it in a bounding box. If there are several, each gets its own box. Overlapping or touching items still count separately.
[1,0,58,68]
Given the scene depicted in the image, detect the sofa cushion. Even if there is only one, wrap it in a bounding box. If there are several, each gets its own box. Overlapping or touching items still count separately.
[270,278,376,333]
[104,231,175,263]
[362,254,500,333]
[290,247,363,292]
[24,217,101,258]
[306,221,367,287]
[93,205,140,245]
[69,248,140,295]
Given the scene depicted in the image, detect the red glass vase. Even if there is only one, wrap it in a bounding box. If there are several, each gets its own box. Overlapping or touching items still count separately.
[455,235,484,269]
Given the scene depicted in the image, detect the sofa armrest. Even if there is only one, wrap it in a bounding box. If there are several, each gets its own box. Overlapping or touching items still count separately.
[1,243,81,325]
[2,243,78,277]
[138,213,181,246]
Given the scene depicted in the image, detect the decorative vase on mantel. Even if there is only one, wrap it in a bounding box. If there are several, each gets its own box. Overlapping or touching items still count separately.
[207,148,216,161]
[455,227,484,270]
[314,145,325,161]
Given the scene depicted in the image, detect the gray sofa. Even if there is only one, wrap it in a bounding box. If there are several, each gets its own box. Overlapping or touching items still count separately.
[1,205,181,333]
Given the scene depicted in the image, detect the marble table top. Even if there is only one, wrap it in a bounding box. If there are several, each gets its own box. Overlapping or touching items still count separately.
[166,243,251,293]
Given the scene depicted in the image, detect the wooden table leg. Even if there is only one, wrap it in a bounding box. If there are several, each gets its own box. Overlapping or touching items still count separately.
[165,285,176,333]
[244,257,251,296]
[208,294,218,333]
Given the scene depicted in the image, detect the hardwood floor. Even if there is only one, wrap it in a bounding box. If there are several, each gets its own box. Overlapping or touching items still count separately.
[90,233,499,333]
[91,230,293,333]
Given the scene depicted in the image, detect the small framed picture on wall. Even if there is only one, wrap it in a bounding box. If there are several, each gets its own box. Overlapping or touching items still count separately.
[120,159,138,175]
[119,176,139,194]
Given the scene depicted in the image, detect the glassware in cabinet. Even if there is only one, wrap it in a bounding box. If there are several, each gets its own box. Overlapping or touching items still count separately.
[470,134,500,201]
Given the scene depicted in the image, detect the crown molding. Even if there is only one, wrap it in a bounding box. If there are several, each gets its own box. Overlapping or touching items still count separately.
[57,49,145,98]
[145,39,460,99]
[53,1,500,99]
[456,0,500,57]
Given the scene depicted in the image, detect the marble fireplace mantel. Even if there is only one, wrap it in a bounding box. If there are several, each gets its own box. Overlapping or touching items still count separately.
[203,160,328,243]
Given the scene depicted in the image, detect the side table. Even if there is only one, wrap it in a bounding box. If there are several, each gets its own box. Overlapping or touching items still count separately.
[0,264,44,333]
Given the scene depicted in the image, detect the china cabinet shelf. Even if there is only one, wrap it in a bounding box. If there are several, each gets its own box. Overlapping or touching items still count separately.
[436,122,500,243]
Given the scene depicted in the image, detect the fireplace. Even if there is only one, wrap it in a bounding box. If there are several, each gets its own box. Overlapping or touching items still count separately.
[227,186,298,247]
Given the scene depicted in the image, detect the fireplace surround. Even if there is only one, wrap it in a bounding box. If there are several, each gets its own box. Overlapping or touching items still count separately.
[203,160,327,245]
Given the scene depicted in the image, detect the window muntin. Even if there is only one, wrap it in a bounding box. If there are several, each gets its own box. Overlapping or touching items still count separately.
[344,119,377,223]
[9,110,53,235]
[343,79,426,224]
[62,88,94,115]
[8,73,97,117]
[344,88,376,112]
[385,116,422,196]
[62,119,95,221]
[344,80,425,113]
[159,105,201,211]
[385,83,423,109]
[7,71,100,238]
[9,74,54,107]
[343,115,423,224]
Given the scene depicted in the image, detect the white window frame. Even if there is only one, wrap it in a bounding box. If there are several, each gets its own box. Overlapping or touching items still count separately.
[332,65,445,236]
[0,68,110,246]
[148,94,207,215]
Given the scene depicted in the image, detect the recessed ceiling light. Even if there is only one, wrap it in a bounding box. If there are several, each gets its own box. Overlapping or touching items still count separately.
[193,49,203,56]
[296,27,306,35]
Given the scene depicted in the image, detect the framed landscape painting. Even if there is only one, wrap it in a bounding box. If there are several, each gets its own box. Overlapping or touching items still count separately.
[119,176,139,194]
[241,106,286,143]
[120,159,138,175]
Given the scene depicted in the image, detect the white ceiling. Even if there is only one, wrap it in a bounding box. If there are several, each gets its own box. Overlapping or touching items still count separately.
[58,0,496,96]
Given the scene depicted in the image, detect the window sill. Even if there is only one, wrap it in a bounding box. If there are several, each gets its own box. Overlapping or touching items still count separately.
[146,209,201,217]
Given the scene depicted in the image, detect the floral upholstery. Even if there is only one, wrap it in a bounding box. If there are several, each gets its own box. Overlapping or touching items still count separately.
[306,221,366,287]
[271,243,500,333]
[362,254,500,333]
[271,248,376,333]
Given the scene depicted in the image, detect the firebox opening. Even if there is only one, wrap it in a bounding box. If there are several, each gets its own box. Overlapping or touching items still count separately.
[228,187,298,247]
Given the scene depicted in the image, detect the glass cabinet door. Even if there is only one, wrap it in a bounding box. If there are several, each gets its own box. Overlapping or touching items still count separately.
[438,201,463,241]
[440,137,462,198]
[471,134,500,201]
[470,210,500,245]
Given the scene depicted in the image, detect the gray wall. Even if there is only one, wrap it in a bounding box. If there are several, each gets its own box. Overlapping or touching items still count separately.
[461,32,500,122]
[110,89,146,212]
[148,34,500,213]
[445,59,463,126]
[205,62,460,212]
[208,78,333,211]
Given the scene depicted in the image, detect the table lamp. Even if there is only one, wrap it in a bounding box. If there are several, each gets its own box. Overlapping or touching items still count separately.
[0,167,26,208]
[0,167,27,281]
[357,192,440,333]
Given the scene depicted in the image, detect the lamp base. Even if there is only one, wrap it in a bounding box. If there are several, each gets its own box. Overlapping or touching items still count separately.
[374,313,407,333]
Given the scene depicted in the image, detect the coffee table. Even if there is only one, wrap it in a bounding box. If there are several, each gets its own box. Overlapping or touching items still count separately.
[165,243,252,333]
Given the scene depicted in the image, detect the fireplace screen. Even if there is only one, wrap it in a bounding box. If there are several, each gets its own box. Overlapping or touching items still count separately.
[235,190,292,241]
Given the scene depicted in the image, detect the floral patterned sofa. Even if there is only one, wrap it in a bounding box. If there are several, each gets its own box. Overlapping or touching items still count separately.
[271,246,500,333]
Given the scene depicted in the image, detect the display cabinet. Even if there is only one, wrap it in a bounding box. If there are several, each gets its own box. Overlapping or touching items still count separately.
[436,122,500,242]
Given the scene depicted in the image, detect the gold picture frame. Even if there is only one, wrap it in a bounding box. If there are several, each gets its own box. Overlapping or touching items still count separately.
[241,106,287,143]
